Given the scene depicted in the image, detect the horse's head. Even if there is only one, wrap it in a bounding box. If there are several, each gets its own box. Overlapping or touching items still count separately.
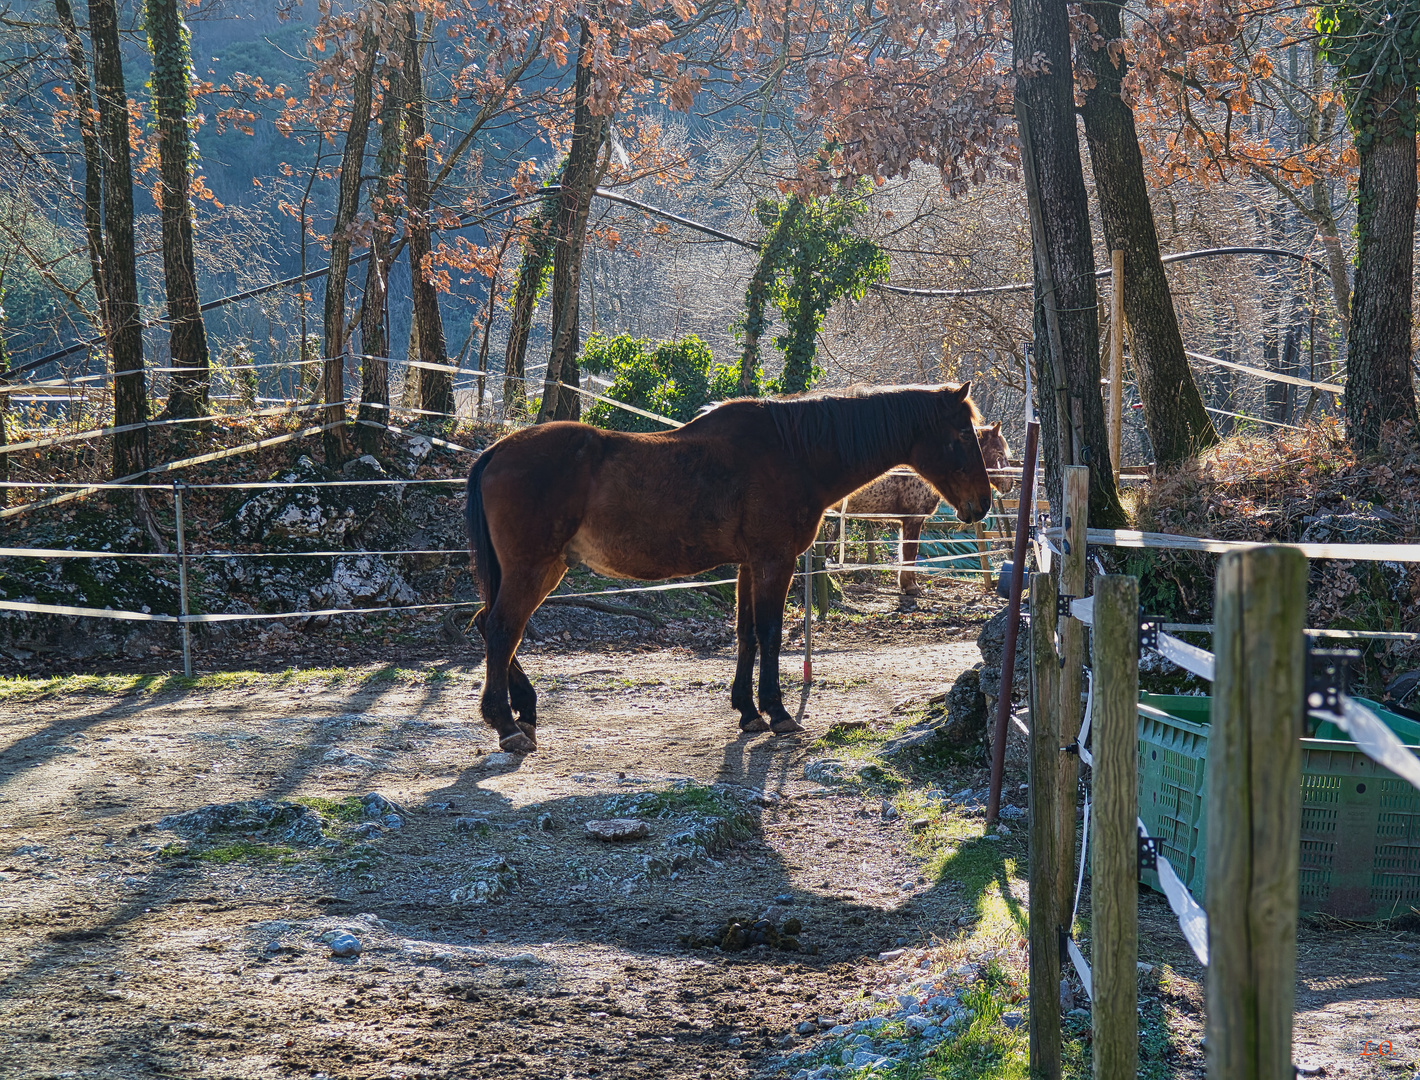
[976,421,1014,492]
[911,383,992,524]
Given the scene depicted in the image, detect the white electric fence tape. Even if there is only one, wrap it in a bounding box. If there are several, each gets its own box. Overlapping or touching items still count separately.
[1143,815,1210,966]
[1067,936,1093,1002]
[1316,698,1420,794]
[1079,527,1420,563]
[1070,596,1094,625]
[1156,632,1216,682]
[1074,794,1091,923]
[1077,669,1095,767]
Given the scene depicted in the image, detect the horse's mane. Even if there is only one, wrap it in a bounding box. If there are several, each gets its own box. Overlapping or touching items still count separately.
[734,384,981,465]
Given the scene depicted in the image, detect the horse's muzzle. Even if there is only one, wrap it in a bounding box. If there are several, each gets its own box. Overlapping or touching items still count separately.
[956,497,989,525]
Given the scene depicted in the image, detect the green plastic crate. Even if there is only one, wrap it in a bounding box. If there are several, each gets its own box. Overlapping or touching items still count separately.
[1136,692,1420,920]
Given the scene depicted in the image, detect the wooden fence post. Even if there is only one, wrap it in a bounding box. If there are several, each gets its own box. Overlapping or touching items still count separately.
[1056,466,1088,929]
[1091,574,1139,1080]
[1029,569,1061,1080]
[1109,249,1124,482]
[1207,547,1307,1080]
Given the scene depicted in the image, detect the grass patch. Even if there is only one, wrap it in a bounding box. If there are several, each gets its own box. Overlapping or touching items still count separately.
[293,796,366,824]
[614,782,742,818]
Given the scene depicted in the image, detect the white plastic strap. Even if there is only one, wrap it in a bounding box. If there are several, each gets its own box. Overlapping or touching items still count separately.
[1077,670,1095,767]
[1317,698,1420,794]
[1070,596,1094,626]
[1073,794,1090,923]
[1066,936,1093,1001]
[1141,815,1209,966]
[1156,631,1215,682]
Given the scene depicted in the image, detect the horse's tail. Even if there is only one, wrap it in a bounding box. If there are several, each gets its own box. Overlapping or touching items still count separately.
[465,449,501,611]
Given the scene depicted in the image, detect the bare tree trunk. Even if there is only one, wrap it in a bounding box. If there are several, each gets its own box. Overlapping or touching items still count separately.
[537,17,611,424]
[55,0,106,333]
[147,0,210,420]
[1345,81,1418,452]
[1077,4,1218,466]
[476,230,514,417]
[90,0,149,479]
[1012,0,1124,526]
[321,24,378,465]
[403,13,452,421]
[358,55,405,454]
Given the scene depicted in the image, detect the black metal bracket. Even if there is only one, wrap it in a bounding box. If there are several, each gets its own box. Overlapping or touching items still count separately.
[1138,828,1160,872]
[1061,741,1079,755]
[1058,926,1070,966]
[1056,594,1076,619]
[1138,610,1160,656]
[1305,637,1360,717]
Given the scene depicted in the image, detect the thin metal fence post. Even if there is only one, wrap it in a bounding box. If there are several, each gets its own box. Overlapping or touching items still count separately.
[173,480,192,677]
[803,550,813,683]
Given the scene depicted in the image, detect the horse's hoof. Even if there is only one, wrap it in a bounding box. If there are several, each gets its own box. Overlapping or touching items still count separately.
[739,716,771,733]
[498,731,537,754]
[770,718,806,735]
[516,721,538,748]
[902,586,923,597]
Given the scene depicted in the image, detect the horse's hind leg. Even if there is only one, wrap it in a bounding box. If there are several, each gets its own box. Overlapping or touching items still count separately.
[899,517,925,596]
[480,562,565,753]
[730,564,766,732]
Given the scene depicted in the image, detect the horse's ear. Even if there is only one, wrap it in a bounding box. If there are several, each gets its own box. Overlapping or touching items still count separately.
[943,382,970,403]
[990,421,1001,433]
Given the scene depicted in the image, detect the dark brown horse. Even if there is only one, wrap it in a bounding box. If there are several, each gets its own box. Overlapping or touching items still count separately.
[465,384,991,752]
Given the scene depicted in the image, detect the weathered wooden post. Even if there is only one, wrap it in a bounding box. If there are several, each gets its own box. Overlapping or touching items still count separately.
[1056,466,1088,928]
[1108,249,1124,482]
[814,534,830,621]
[1029,569,1061,1080]
[1091,574,1139,1080]
[1207,547,1306,1080]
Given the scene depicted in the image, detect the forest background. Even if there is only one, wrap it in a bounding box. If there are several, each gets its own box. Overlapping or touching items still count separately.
[0,0,1416,509]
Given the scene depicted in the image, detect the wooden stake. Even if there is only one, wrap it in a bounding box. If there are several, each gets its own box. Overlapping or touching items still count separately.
[1091,574,1139,1080]
[1207,547,1306,1080]
[1056,466,1088,929]
[1109,249,1124,481]
[1029,568,1062,1080]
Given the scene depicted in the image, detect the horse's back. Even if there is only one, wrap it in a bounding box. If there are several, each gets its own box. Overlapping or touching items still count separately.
[842,471,940,518]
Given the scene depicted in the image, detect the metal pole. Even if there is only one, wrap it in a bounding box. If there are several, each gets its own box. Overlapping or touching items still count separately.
[173,480,192,677]
[803,550,813,683]
[986,418,1040,826]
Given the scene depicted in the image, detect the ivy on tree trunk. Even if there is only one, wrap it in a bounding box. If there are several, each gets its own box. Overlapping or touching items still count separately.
[147,0,211,421]
[1077,4,1218,467]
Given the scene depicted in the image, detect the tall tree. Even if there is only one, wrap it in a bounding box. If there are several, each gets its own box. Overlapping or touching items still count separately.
[146,0,211,420]
[1012,0,1125,524]
[357,54,405,452]
[403,12,452,421]
[1320,0,1419,452]
[1077,4,1219,467]
[54,0,106,334]
[501,193,558,418]
[537,16,612,424]
[321,22,380,466]
[89,0,149,479]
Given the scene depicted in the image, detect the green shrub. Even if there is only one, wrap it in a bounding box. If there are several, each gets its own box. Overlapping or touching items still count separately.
[581,333,746,432]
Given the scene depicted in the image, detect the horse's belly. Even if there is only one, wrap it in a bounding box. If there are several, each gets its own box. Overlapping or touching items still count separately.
[563,528,730,582]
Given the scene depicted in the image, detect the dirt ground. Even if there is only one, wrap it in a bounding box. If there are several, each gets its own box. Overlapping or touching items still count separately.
[1,580,1417,1080]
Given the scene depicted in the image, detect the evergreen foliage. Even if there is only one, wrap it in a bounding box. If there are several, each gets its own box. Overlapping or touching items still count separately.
[581,333,746,432]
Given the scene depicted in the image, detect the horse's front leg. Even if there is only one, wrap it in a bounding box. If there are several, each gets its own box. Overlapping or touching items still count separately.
[751,560,804,735]
[731,564,767,732]
[899,516,925,596]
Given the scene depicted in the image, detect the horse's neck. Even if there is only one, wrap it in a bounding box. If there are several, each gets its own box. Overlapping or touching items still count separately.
[815,440,923,507]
